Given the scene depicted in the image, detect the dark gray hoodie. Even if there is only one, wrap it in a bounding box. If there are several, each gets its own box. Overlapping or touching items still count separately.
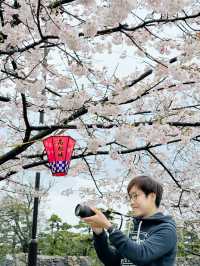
[93,212,177,266]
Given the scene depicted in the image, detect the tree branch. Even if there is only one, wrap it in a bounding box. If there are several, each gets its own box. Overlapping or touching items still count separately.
[0,36,58,56]
[21,93,31,142]
[94,12,200,37]
[0,95,10,102]
[146,148,181,188]
[0,106,88,166]
[36,0,43,39]
[48,0,76,9]
[22,137,184,170]
[82,157,103,198]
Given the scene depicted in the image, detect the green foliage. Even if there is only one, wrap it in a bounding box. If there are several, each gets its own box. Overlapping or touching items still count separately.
[38,216,102,265]
[0,194,33,261]
[177,227,200,257]
[0,190,102,265]
[0,195,199,266]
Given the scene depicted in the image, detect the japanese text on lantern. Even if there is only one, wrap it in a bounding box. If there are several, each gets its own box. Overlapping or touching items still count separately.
[58,139,64,158]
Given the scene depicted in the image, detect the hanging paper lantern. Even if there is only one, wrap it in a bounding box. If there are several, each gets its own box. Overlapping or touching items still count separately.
[43,136,76,176]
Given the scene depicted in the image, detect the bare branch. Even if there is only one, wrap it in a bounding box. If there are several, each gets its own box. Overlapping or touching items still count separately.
[0,106,88,166]
[146,148,182,188]
[21,93,31,142]
[82,157,104,198]
[48,0,76,9]
[94,12,200,37]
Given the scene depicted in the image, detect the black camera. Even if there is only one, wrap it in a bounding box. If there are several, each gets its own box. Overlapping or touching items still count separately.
[75,204,96,218]
[75,204,113,219]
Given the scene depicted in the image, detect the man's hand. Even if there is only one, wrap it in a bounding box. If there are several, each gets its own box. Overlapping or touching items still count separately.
[92,227,104,235]
[81,207,112,230]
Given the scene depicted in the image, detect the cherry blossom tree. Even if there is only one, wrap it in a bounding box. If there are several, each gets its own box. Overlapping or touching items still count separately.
[0,0,200,231]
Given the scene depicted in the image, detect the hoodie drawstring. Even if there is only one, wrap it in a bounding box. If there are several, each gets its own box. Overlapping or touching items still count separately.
[136,221,143,244]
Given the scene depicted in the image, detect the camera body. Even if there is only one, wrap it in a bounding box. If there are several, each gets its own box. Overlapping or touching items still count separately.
[75,204,113,219]
[75,204,96,218]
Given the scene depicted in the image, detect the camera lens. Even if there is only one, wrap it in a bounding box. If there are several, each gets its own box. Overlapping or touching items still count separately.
[75,204,96,218]
[75,204,82,216]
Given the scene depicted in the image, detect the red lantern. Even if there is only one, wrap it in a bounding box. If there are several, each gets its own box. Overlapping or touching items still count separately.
[43,135,76,176]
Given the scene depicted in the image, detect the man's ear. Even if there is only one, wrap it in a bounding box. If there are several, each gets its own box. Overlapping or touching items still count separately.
[150,192,156,202]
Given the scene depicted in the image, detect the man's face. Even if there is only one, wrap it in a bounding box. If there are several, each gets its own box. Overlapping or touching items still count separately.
[128,185,156,218]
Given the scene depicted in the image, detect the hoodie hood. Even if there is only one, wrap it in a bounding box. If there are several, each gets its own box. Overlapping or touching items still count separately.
[132,212,176,244]
[133,211,176,225]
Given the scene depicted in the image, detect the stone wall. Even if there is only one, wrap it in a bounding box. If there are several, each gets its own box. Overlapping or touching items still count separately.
[2,255,200,266]
[2,255,92,266]
[38,256,91,266]
[176,257,200,266]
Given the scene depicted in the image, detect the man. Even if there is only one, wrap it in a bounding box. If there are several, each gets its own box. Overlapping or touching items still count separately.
[82,175,177,266]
